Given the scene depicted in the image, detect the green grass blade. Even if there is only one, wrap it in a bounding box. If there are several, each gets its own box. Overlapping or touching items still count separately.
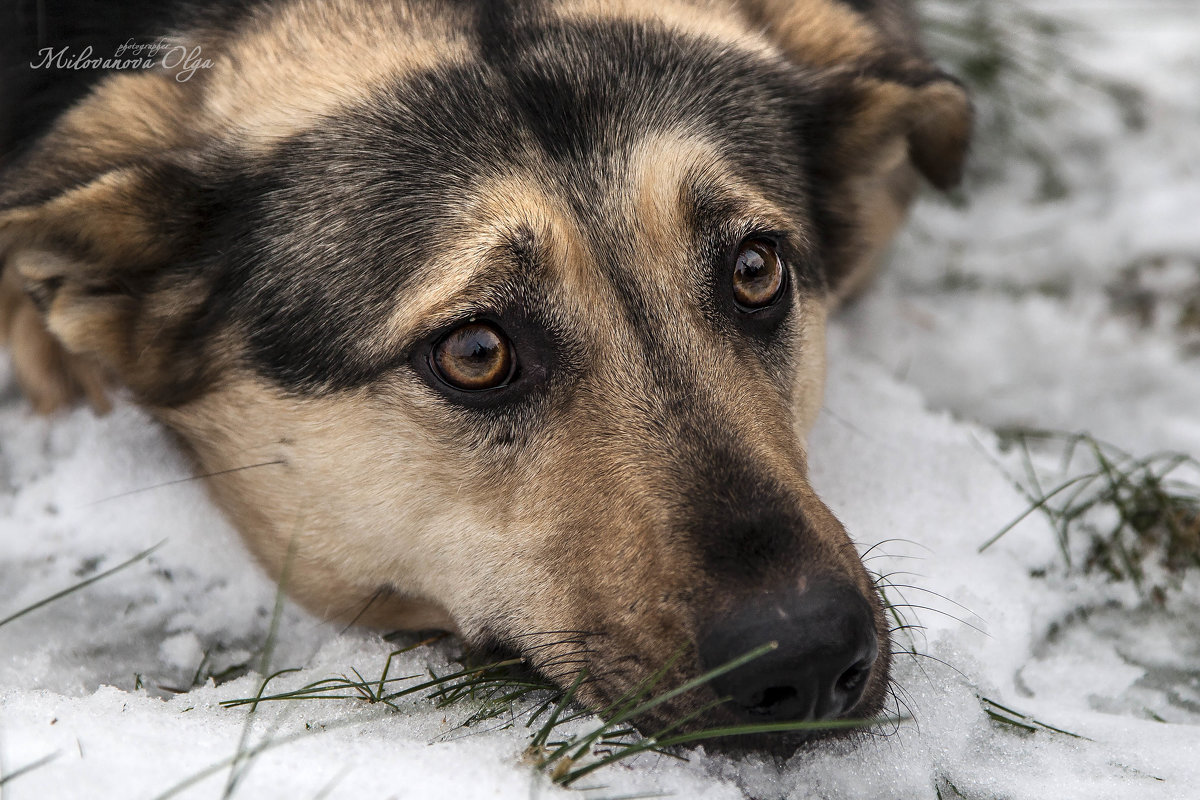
[0,542,164,629]
[978,473,1100,553]
[0,751,60,788]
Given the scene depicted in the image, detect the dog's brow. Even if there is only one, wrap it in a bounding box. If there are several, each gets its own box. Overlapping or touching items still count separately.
[626,132,806,246]
[381,172,592,344]
[428,250,541,324]
[685,181,814,256]
[380,232,559,346]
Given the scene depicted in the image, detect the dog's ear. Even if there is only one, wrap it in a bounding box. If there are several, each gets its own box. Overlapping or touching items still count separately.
[799,68,971,298]
[817,70,972,191]
[0,73,215,410]
[739,0,972,189]
[0,159,214,409]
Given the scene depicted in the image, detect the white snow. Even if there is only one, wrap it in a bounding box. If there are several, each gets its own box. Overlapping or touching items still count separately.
[3,3,1199,798]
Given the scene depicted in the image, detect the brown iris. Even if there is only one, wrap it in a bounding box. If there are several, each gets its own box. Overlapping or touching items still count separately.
[432,322,514,391]
[732,238,784,310]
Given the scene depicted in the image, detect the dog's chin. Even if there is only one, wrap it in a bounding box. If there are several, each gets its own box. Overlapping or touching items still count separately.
[675,692,893,760]
[688,728,858,760]
[621,682,894,760]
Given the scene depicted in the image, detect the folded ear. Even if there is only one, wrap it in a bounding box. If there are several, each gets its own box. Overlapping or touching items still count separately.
[738,0,973,189]
[0,61,225,412]
[0,263,112,414]
[824,70,973,191]
[0,155,216,410]
[800,67,971,300]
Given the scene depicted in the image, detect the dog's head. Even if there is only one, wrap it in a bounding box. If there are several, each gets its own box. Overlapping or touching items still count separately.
[0,0,969,743]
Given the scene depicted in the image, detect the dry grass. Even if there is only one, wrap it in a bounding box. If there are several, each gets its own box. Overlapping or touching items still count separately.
[984,429,1200,598]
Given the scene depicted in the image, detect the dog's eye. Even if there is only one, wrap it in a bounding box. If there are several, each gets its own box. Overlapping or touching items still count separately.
[432,322,515,391]
[732,239,785,310]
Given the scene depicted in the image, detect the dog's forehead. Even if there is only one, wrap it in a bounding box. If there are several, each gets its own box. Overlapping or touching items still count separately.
[194,0,784,149]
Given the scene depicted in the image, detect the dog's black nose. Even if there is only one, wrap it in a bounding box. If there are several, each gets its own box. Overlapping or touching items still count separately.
[698,580,878,722]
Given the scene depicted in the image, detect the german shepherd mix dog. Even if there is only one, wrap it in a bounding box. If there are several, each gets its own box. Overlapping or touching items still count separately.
[0,0,969,749]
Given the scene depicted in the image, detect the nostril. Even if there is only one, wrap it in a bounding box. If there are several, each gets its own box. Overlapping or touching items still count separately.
[836,658,871,696]
[751,685,798,714]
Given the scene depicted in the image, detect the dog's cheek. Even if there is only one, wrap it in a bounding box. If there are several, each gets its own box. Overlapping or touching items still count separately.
[154,378,560,629]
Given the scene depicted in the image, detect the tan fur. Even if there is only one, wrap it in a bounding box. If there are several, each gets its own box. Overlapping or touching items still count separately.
[3,170,171,267]
[159,376,472,630]
[814,77,970,299]
[737,0,882,67]
[194,0,473,149]
[0,0,472,203]
[380,175,595,342]
[0,0,472,413]
[556,0,777,57]
[0,268,111,414]
[1,233,212,408]
[625,130,828,438]
[143,135,855,699]
[0,0,966,415]
[829,136,919,305]
[5,72,195,197]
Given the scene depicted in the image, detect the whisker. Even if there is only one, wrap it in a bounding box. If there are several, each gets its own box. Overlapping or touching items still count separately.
[872,569,928,584]
[508,629,603,640]
[883,604,989,637]
[901,650,969,681]
[889,683,918,736]
[521,640,593,655]
[536,657,592,673]
[878,583,985,621]
[337,588,388,635]
[85,460,286,506]
[859,538,932,561]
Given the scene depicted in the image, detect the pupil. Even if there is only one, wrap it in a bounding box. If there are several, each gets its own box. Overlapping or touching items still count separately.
[741,250,765,278]
[465,337,495,367]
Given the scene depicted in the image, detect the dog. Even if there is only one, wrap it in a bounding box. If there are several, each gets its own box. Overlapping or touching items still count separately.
[0,0,970,748]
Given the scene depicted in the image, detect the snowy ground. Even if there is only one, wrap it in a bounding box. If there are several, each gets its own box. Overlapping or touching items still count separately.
[2,2,1199,798]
